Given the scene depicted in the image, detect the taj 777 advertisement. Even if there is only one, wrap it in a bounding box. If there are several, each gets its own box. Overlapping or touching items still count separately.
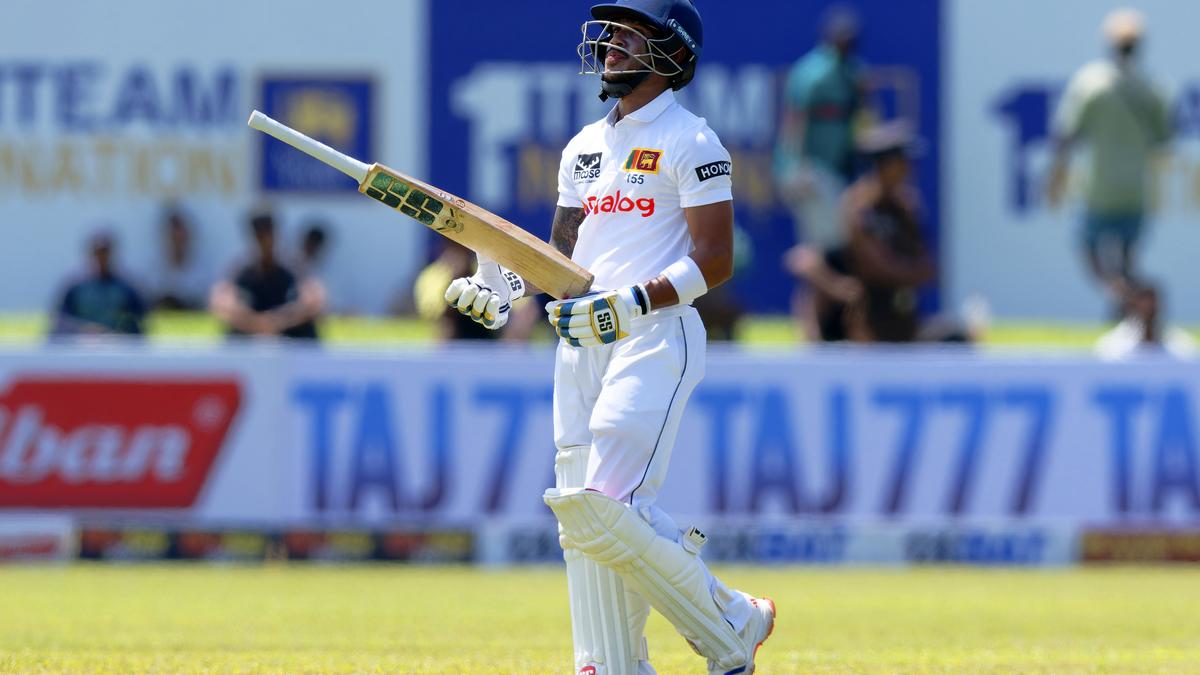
[1,348,1199,565]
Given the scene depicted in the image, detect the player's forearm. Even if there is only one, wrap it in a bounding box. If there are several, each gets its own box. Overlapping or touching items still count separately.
[550,206,585,258]
[536,205,587,298]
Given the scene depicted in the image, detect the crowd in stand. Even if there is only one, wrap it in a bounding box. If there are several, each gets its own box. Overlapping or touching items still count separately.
[49,7,1189,359]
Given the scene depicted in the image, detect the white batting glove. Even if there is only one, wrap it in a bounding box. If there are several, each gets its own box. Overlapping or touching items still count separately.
[546,285,650,347]
[444,255,526,330]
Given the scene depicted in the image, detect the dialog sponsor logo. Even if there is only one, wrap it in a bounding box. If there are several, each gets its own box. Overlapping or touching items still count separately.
[583,190,655,218]
[0,378,240,508]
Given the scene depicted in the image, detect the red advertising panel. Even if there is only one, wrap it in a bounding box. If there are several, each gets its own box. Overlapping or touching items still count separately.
[0,378,240,508]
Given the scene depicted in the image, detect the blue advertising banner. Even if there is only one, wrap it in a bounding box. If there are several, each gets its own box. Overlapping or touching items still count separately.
[3,344,1194,564]
[282,349,1200,527]
[428,0,941,312]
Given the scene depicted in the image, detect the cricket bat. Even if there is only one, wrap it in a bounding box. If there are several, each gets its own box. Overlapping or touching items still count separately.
[247,110,593,300]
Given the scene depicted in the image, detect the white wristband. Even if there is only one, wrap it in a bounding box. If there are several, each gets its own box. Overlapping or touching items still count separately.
[662,256,708,306]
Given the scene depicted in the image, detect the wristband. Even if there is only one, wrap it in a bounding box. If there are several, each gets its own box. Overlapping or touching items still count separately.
[662,256,708,306]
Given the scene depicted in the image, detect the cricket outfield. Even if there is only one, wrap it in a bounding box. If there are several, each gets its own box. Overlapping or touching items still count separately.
[1,565,1197,673]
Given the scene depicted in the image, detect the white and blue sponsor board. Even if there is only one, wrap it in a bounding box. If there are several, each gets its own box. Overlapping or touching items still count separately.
[946,0,1200,321]
[284,348,1200,528]
[5,344,1192,563]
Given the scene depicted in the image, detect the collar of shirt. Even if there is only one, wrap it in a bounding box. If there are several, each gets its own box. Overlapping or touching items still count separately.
[605,88,677,127]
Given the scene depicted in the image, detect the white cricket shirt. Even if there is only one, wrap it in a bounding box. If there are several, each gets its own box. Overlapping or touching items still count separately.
[557,89,733,295]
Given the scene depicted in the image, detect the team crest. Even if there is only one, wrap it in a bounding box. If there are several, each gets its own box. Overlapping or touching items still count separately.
[623,148,663,174]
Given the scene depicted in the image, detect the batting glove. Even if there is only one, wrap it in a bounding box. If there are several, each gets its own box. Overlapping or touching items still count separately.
[444,255,526,330]
[546,285,650,347]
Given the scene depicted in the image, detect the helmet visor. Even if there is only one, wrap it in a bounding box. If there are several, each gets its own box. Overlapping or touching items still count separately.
[578,19,688,79]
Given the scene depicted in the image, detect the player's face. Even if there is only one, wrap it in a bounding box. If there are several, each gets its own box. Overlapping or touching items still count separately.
[603,21,653,75]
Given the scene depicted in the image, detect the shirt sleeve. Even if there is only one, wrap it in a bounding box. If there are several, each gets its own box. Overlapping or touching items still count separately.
[785,60,812,110]
[673,124,734,209]
[557,140,584,209]
[1055,68,1092,139]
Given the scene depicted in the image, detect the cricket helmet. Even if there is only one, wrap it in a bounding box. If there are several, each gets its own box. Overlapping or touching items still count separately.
[579,0,704,99]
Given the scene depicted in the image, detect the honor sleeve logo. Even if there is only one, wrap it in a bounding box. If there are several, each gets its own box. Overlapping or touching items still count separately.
[572,153,603,182]
[694,161,732,182]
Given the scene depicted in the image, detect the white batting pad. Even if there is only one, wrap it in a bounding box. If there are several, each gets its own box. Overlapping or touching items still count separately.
[551,447,643,674]
[544,488,748,671]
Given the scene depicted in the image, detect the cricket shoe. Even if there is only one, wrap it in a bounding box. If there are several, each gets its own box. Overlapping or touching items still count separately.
[707,594,776,675]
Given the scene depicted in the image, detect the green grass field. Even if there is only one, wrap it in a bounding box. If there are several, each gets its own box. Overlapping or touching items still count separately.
[1,565,1198,673]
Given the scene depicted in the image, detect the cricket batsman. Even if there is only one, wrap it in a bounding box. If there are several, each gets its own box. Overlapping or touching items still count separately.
[444,1,775,672]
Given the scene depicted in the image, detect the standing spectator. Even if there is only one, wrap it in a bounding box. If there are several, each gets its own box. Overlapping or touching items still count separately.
[149,204,209,310]
[843,122,934,343]
[209,210,325,340]
[1047,8,1171,304]
[1095,279,1196,360]
[775,4,867,250]
[52,228,147,337]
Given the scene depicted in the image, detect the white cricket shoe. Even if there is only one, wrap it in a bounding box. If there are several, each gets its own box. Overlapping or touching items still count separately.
[707,594,776,675]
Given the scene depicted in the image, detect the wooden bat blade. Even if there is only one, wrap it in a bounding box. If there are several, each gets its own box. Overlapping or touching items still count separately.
[360,165,593,300]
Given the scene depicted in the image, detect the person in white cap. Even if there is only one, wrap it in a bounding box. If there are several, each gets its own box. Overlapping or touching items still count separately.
[1047,8,1171,309]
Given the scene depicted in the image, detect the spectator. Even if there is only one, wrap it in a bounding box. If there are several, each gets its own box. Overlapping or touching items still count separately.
[1095,280,1196,360]
[842,122,934,343]
[209,210,325,340]
[411,240,501,342]
[775,5,867,246]
[775,4,869,338]
[297,220,330,278]
[1047,8,1171,305]
[149,204,208,310]
[52,228,147,337]
[783,243,868,342]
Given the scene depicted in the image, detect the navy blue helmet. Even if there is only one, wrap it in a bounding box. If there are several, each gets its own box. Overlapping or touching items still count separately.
[579,0,704,97]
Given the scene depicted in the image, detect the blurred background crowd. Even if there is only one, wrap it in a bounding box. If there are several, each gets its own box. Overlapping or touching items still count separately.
[23,2,1195,361]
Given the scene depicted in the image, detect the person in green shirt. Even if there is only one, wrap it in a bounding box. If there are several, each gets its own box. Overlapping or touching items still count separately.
[775,5,869,339]
[1047,8,1171,304]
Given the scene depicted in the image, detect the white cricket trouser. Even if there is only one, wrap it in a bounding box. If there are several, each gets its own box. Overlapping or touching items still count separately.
[552,305,753,634]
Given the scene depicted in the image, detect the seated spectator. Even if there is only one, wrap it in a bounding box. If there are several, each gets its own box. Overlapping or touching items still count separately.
[150,204,209,310]
[1096,280,1196,359]
[784,244,869,342]
[411,240,501,342]
[843,122,935,342]
[209,210,325,340]
[52,229,147,337]
[786,122,944,344]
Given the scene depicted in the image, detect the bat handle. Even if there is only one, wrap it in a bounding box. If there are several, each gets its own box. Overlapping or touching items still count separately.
[247,110,371,183]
